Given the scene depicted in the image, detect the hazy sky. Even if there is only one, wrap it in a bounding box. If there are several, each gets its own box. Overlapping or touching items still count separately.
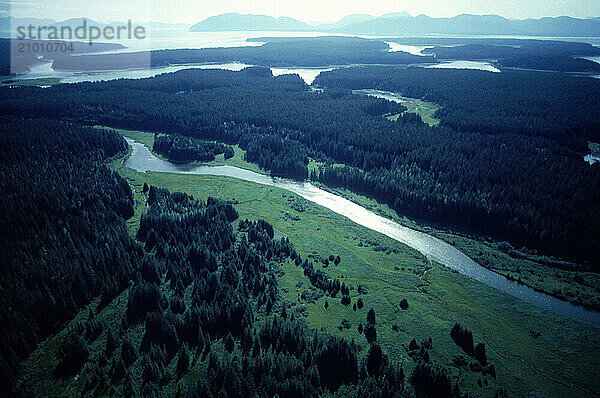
[2,0,600,24]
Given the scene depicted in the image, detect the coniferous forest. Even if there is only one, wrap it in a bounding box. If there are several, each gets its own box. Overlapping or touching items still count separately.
[1,45,599,397]
[0,117,141,391]
[153,134,232,163]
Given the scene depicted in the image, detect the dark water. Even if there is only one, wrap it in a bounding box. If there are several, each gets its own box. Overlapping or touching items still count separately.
[124,137,600,326]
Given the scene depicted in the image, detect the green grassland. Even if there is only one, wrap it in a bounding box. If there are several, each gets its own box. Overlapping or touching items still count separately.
[353,89,440,126]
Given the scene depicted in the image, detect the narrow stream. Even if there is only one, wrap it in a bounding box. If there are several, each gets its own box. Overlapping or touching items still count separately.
[123,137,600,326]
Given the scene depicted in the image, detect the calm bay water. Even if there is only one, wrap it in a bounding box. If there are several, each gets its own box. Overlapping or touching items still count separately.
[0,61,253,84]
[385,42,433,55]
[271,67,335,84]
[426,60,501,72]
[5,30,599,85]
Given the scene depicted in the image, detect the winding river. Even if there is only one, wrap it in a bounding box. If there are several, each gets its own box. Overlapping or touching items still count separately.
[124,137,600,326]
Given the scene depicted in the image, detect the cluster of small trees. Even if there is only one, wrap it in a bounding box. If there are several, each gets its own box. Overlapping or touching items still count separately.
[364,309,377,344]
[411,363,462,398]
[450,323,475,356]
[301,260,343,297]
[450,323,488,366]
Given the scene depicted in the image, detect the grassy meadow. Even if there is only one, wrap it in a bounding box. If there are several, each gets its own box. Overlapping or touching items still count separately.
[352,89,440,126]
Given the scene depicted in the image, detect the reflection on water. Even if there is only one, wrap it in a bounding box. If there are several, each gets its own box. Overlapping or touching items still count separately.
[582,56,600,65]
[271,67,335,84]
[584,154,600,165]
[0,62,253,84]
[426,60,501,73]
[385,42,432,55]
[123,136,600,326]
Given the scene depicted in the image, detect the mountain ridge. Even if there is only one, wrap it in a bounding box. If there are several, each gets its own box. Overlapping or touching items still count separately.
[190,12,600,36]
[190,13,312,32]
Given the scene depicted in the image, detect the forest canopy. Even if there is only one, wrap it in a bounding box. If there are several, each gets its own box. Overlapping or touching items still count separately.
[0,117,141,391]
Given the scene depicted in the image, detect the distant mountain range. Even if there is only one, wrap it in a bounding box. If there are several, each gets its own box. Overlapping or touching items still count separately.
[189,13,312,32]
[2,13,599,38]
[190,12,600,37]
[336,14,600,36]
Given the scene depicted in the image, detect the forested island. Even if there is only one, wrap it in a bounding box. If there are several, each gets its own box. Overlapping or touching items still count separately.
[498,56,600,72]
[419,40,600,58]
[420,42,600,73]
[50,37,433,71]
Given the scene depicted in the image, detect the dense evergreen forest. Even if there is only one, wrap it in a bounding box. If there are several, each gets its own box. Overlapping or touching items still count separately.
[50,37,433,71]
[315,67,600,143]
[1,67,598,264]
[394,38,600,57]
[498,56,600,72]
[421,43,600,72]
[0,117,472,396]
[0,117,141,392]
[108,186,422,397]
[153,134,233,163]
[420,41,600,59]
